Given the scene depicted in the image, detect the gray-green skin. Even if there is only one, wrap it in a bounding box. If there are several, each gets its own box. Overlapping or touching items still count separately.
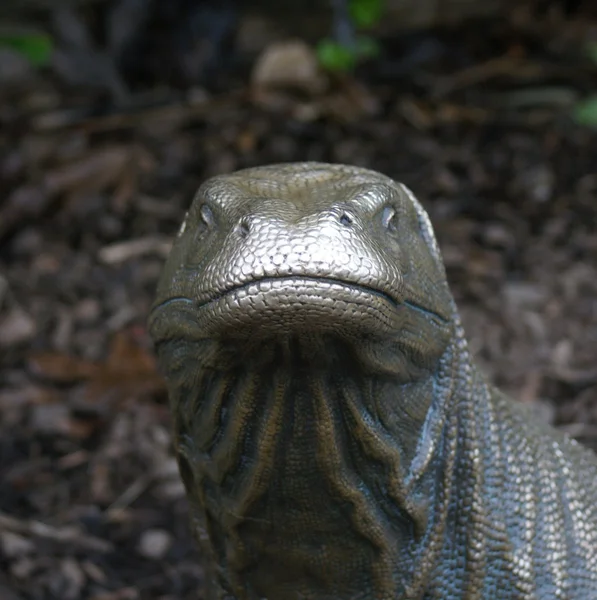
[149,163,597,600]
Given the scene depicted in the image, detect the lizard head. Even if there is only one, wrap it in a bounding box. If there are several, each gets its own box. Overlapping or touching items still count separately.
[149,165,463,590]
[149,162,454,378]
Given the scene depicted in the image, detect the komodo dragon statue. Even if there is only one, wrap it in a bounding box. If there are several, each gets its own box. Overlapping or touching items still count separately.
[149,163,597,599]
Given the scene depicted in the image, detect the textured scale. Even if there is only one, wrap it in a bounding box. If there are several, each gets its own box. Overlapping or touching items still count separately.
[149,163,597,600]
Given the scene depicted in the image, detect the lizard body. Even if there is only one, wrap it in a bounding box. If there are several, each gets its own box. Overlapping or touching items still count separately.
[149,163,597,600]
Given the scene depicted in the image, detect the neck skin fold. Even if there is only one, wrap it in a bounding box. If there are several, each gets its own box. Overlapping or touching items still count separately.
[161,324,470,599]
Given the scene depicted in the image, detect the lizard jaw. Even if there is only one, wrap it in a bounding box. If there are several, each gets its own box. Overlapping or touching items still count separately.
[192,275,405,339]
[151,274,449,347]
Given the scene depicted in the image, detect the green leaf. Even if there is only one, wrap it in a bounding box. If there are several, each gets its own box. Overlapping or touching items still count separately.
[317,39,358,72]
[586,41,597,64]
[349,0,384,28]
[0,33,53,66]
[317,35,380,72]
[572,96,597,127]
[355,35,380,59]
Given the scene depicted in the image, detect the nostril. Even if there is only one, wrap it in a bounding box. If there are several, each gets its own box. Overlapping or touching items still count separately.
[237,217,251,238]
[339,212,353,227]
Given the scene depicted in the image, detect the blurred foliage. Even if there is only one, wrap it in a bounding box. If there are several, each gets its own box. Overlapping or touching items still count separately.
[571,41,597,127]
[0,31,53,66]
[317,0,384,72]
[586,41,597,64]
[317,35,380,71]
[573,96,597,128]
[348,0,383,27]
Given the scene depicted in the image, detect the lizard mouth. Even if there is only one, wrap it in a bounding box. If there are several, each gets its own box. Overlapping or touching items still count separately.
[201,276,396,309]
[152,275,448,341]
[200,276,447,322]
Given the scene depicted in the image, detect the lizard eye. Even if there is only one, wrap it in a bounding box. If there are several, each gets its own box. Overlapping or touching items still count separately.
[198,204,215,232]
[381,206,398,233]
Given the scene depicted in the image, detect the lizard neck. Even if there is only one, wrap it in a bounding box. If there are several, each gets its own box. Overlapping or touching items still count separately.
[168,332,465,599]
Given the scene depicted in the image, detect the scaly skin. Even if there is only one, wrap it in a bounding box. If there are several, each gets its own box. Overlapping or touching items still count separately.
[149,163,597,600]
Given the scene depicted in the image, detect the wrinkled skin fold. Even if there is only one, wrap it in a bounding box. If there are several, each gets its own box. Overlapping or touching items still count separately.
[149,163,597,600]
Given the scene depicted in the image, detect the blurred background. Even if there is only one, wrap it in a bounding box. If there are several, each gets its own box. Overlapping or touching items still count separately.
[0,0,596,598]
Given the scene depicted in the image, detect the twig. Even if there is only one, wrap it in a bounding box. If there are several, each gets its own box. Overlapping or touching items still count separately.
[98,236,172,264]
[0,511,113,553]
